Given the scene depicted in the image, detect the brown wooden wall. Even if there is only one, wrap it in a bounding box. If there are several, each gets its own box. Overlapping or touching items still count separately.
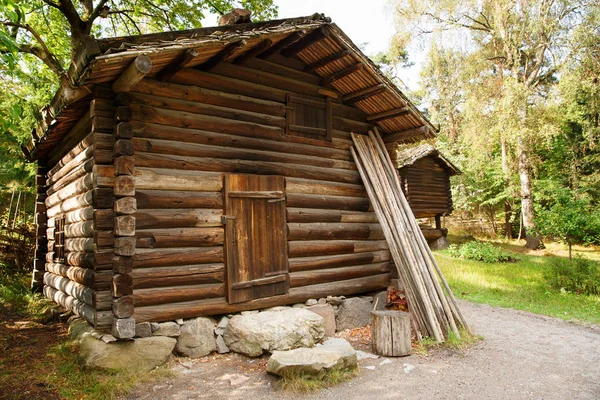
[120,57,392,322]
[400,157,453,218]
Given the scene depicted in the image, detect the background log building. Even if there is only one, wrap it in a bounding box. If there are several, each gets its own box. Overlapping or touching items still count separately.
[24,13,455,338]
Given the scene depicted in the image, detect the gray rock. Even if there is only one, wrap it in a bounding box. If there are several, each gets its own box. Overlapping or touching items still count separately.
[241,310,259,315]
[216,335,230,354]
[214,317,229,336]
[373,291,388,310]
[317,298,327,305]
[175,319,184,325]
[152,321,180,337]
[292,303,305,308]
[135,322,153,338]
[79,335,176,370]
[267,338,357,377]
[326,296,346,306]
[336,297,373,331]
[356,350,380,360]
[305,304,336,337]
[429,236,449,250]
[224,308,325,357]
[261,306,291,312]
[305,298,318,306]
[69,318,93,342]
[150,322,160,331]
[176,317,216,358]
[360,296,374,302]
[111,318,135,339]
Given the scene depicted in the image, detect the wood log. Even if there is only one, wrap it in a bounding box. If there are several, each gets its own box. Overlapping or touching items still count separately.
[134,168,223,192]
[44,286,112,328]
[132,79,286,116]
[115,106,132,121]
[44,272,93,305]
[197,40,245,71]
[45,262,94,286]
[287,208,377,223]
[285,177,366,197]
[48,131,93,178]
[93,290,112,310]
[65,207,94,224]
[115,215,136,236]
[289,251,390,272]
[113,256,133,274]
[115,122,133,139]
[286,193,370,211]
[135,209,222,229]
[132,137,354,170]
[67,252,94,268]
[134,246,223,268]
[131,263,224,289]
[290,262,390,287]
[158,48,199,81]
[132,121,352,161]
[258,30,304,59]
[233,39,273,65]
[113,273,133,296]
[342,84,387,104]
[288,240,389,258]
[135,153,359,184]
[367,107,410,123]
[47,146,93,186]
[371,310,411,356]
[135,227,224,248]
[288,222,384,241]
[48,115,93,167]
[320,63,364,86]
[46,173,93,208]
[113,140,134,157]
[383,126,430,143]
[64,221,94,238]
[112,55,152,93]
[112,296,134,318]
[115,237,135,256]
[281,26,329,57]
[65,238,94,252]
[133,283,225,306]
[94,209,115,228]
[136,190,221,209]
[132,273,390,322]
[115,175,135,197]
[114,197,137,215]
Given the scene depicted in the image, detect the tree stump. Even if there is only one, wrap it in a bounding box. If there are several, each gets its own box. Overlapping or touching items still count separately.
[371,310,411,357]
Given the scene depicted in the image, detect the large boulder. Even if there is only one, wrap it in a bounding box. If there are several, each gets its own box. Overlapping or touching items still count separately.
[336,297,373,331]
[175,317,216,358]
[79,335,176,370]
[305,304,336,337]
[267,338,357,377]
[224,308,324,357]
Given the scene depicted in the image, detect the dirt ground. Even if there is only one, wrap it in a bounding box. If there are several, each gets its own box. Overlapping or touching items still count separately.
[125,300,600,400]
[0,305,67,400]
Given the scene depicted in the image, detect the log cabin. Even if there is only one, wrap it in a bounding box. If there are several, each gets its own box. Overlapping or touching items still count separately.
[24,12,442,338]
[391,143,460,242]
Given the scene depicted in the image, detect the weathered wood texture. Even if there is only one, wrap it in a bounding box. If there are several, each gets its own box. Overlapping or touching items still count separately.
[399,156,453,218]
[371,310,411,357]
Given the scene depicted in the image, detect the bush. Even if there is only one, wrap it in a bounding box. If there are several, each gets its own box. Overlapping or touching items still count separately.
[544,256,600,295]
[447,241,516,263]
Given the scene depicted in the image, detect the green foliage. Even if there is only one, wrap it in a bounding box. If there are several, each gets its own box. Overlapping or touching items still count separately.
[0,271,51,319]
[544,256,600,296]
[447,241,515,263]
[277,365,358,392]
[534,184,600,247]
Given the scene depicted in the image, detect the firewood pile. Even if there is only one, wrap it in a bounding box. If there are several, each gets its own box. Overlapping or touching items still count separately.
[351,130,470,343]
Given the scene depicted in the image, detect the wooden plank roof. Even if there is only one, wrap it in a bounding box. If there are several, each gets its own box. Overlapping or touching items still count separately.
[25,13,437,161]
[393,143,461,175]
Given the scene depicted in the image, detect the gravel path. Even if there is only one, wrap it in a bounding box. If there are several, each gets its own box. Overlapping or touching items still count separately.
[126,301,600,400]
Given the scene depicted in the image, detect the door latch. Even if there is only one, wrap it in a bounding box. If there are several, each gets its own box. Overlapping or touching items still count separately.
[221,215,237,225]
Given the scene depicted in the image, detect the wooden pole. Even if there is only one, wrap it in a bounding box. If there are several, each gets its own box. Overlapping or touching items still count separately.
[112,55,153,93]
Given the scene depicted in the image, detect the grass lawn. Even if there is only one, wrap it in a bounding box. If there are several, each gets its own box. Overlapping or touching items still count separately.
[435,239,600,325]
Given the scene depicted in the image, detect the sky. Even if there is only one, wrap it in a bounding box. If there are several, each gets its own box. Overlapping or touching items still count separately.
[202,0,425,90]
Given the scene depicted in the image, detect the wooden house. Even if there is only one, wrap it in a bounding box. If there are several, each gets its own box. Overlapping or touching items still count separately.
[25,13,439,338]
[391,143,460,241]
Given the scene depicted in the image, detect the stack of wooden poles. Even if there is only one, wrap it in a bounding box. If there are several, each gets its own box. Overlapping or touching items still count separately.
[351,130,470,343]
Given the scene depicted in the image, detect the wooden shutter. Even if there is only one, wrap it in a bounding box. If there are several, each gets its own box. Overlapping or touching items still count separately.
[224,174,289,304]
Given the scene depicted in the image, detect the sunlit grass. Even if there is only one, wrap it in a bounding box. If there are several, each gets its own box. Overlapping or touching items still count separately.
[436,243,600,325]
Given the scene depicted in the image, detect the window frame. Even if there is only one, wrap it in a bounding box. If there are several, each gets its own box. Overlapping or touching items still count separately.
[53,215,65,263]
[285,93,333,141]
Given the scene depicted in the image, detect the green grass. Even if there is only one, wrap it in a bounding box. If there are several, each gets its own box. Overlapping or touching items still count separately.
[277,365,359,392]
[436,244,600,325]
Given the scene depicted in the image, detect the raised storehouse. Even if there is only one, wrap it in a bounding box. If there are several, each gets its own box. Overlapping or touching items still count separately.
[25,13,439,338]
[391,143,460,241]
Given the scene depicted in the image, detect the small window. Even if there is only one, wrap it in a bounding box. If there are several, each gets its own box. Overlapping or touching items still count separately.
[286,93,332,141]
[54,215,65,263]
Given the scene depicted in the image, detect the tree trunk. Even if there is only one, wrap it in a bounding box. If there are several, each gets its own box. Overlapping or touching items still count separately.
[518,140,543,249]
[501,136,513,239]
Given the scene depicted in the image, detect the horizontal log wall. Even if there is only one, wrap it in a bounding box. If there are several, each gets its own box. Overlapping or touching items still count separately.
[42,96,115,328]
[126,55,393,322]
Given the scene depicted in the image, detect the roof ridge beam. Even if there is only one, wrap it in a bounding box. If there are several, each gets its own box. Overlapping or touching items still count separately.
[304,49,351,73]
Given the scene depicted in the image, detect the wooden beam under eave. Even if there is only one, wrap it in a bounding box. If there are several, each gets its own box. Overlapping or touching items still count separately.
[158,48,199,81]
[366,106,410,123]
[342,84,387,104]
[258,31,305,60]
[280,26,330,58]
[196,40,246,71]
[304,49,351,73]
[112,55,153,93]
[383,126,430,143]
[234,39,273,65]
[320,63,364,86]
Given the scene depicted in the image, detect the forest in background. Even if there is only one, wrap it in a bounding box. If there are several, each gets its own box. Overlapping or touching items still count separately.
[0,0,599,252]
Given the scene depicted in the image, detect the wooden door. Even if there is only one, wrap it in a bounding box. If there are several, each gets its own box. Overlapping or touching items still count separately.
[224,174,289,304]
